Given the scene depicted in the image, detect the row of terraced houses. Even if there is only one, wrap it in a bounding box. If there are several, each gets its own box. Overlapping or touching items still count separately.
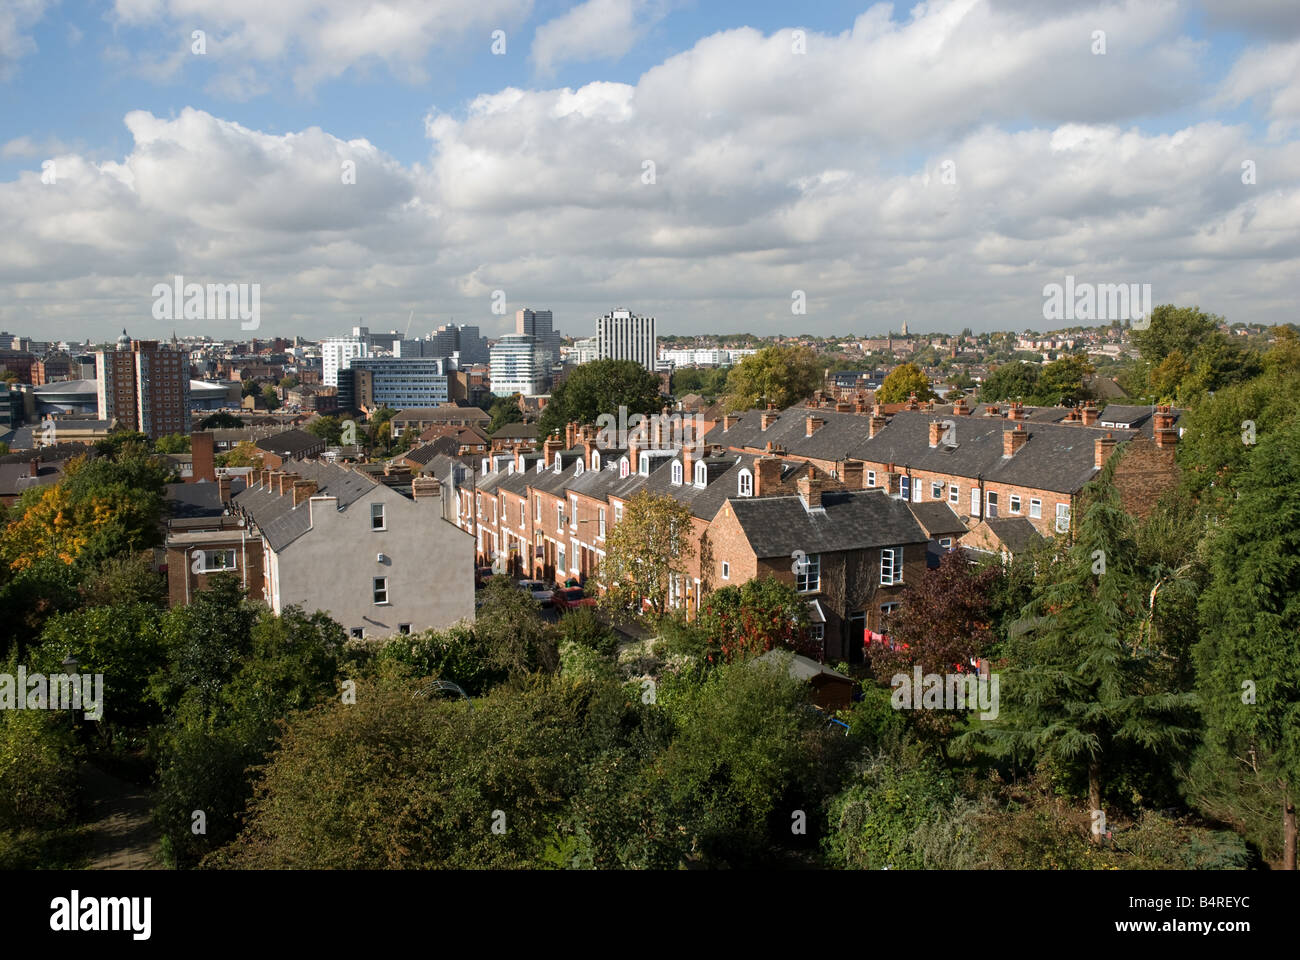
[443,397,1182,664]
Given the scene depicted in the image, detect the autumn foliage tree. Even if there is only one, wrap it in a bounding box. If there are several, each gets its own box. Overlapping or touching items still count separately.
[696,577,818,663]
[875,362,937,404]
[866,551,999,679]
[598,491,695,619]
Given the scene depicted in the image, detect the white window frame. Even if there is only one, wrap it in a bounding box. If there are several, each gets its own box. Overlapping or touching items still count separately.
[695,461,707,488]
[671,461,683,485]
[556,502,564,532]
[795,553,820,593]
[557,544,566,574]
[614,503,623,523]
[1009,494,1021,514]
[371,502,387,530]
[373,576,389,605]
[535,494,542,522]
[721,561,730,580]
[1056,502,1070,532]
[738,469,753,497]
[867,470,876,488]
[195,549,237,573]
[986,490,998,518]
[971,489,981,517]
[899,476,910,500]
[1029,497,1042,519]
[949,483,959,506]
[598,507,606,539]
[931,481,943,499]
[880,546,904,586]
[571,538,580,574]
[569,495,578,531]
[938,537,952,549]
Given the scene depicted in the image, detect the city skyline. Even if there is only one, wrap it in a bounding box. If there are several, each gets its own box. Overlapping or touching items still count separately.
[3,2,1298,340]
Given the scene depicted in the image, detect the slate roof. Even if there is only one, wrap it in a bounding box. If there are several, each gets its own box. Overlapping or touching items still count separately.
[402,436,459,466]
[907,501,969,537]
[983,517,1045,554]
[490,422,540,440]
[254,428,323,458]
[0,461,62,498]
[394,406,489,422]
[164,479,246,519]
[233,460,379,552]
[640,453,760,520]
[727,488,929,558]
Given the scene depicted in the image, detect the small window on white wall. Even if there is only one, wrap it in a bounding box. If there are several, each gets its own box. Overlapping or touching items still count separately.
[695,461,707,487]
[738,469,753,497]
[672,461,683,485]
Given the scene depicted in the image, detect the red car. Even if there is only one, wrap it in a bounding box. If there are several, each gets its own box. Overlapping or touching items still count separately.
[553,586,597,613]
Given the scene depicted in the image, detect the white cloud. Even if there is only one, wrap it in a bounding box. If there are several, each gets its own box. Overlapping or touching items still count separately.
[0,0,52,81]
[1217,39,1300,138]
[110,0,534,93]
[3,1,1300,338]
[531,0,663,75]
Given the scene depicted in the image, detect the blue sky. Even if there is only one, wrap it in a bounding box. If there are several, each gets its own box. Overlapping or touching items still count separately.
[2,1,1298,341]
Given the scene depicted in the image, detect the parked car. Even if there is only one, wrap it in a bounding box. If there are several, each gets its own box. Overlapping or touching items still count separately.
[553,586,597,613]
[516,579,554,607]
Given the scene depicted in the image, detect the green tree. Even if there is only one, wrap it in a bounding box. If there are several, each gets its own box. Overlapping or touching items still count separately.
[538,359,662,439]
[1029,354,1093,405]
[487,394,524,433]
[260,384,281,412]
[199,412,244,430]
[724,346,821,412]
[305,415,344,446]
[1192,419,1300,868]
[154,433,191,454]
[598,491,696,619]
[960,456,1197,829]
[875,362,937,404]
[980,362,1041,403]
[1131,304,1222,365]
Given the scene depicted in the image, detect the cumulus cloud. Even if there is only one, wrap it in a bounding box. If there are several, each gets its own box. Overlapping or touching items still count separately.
[2,0,1300,338]
[110,0,534,93]
[531,0,665,75]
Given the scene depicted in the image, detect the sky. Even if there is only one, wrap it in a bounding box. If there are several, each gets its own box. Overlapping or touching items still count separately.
[1,0,1298,343]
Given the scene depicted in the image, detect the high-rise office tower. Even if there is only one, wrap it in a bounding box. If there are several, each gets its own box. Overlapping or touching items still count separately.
[516,309,560,365]
[321,334,371,387]
[596,308,656,371]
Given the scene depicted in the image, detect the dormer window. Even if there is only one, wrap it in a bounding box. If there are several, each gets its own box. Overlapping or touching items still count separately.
[619,457,629,479]
[738,469,753,497]
[591,451,601,470]
[671,461,683,485]
[536,460,544,473]
[694,461,707,488]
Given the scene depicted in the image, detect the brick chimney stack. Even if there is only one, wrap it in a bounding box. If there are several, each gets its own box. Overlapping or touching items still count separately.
[277,472,299,495]
[723,412,740,432]
[1153,405,1178,448]
[797,474,824,512]
[292,479,318,506]
[1007,402,1025,421]
[28,458,38,478]
[754,455,783,496]
[191,431,216,483]
[985,404,1001,417]
[929,420,943,448]
[760,408,779,431]
[806,415,825,437]
[1081,402,1099,426]
[217,476,232,502]
[1004,424,1028,457]
[565,421,577,450]
[952,396,970,416]
[1095,432,1118,468]
[904,392,920,411]
[543,435,564,465]
[682,443,695,483]
[841,459,864,489]
[412,476,441,500]
[853,394,867,415]
[869,408,888,439]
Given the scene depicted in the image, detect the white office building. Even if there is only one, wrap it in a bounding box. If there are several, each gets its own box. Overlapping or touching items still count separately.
[321,333,371,387]
[490,335,547,397]
[349,356,451,407]
[659,347,758,367]
[596,308,656,371]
